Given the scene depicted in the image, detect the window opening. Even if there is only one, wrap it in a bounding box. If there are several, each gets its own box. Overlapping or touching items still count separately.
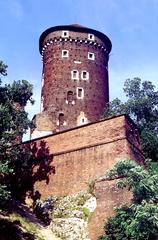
[81,71,89,80]
[71,70,79,80]
[59,113,64,125]
[88,52,95,60]
[77,88,84,99]
[67,91,73,102]
[62,31,69,37]
[62,50,69,58]
[88,34,95,41]
[77,111,88,126]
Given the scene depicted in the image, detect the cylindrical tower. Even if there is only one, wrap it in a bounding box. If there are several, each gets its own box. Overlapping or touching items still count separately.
[36,24,112,134]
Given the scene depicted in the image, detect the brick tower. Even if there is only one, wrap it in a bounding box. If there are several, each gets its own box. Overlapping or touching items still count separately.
[31,24,112,138]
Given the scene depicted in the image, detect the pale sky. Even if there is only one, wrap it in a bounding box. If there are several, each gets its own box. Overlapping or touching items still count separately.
[0,0,158,140]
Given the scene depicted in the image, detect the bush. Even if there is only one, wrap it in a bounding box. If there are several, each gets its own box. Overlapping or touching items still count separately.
[34,197,56,224]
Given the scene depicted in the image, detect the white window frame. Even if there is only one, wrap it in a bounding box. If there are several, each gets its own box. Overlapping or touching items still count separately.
[62,50,69,58]
[71,70,79,80]
[88,52,95,60]
[81,71,89,80]
[77,87,84,99]
[80,117,88,125]
[62,31,69,38]
[88,34,95,41]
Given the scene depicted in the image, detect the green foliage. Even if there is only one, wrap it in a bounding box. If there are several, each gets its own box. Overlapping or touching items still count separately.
[103,78,158,161]
[7,80,35,106]
[0,60,7,77]
[82,207,91,222]
[107,160,158,203]
[87,179,95,195]
[147,160,158,174]
[0,60,34,206]
[102,201,158,240]
[100,160,158,240]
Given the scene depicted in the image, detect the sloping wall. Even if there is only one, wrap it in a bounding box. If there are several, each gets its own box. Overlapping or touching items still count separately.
[24,114,144,198]
[23,114,144,239]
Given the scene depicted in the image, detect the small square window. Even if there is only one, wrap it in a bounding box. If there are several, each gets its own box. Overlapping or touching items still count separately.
[81,71,89,80]
[77,87,84,99]
[71,70,79,80]
[62,31,69,37]
[62,50,69,58]
[88,52,95,60]
[88,34,95,41]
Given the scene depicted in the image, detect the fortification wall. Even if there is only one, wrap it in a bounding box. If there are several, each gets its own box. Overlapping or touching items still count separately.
[88,179,132,239]
[23,114,144,239]
[25,115,144,198]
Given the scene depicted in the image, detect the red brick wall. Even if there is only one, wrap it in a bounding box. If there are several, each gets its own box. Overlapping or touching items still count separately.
[88,180,132,240]
[25,115,144,198]
[24,115,144,239]
[39,26,110,132]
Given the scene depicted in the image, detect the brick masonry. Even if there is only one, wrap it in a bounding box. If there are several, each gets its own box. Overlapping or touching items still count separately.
[24,114,144,239]
[32,25,112,136]
[26,25,145,239]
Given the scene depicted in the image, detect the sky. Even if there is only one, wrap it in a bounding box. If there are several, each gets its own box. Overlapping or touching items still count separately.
[0,0,158,139]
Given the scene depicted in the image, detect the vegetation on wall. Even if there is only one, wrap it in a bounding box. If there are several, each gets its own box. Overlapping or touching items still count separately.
[1,59,158,240]
[99,160,158,240]
[101,78,158,239]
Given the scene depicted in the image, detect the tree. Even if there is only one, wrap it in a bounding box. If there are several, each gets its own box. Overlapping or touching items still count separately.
[99,160,158,240]
[103,78,158,161]
[0,60,34,206]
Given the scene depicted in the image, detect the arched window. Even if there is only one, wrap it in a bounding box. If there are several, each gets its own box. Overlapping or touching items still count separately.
[65,91,75,105]
[67,91,73,102]
[59,113,64,125]
[77,111,88,126]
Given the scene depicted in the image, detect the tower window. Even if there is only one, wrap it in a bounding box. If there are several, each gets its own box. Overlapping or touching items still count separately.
[81,71,89,80]
[77,87,84,99]
[62,31,69,38]
[88,52,95,60]
[88,34,95,41]
[58,113,64,125]
[62,50,69,58]
[67,91,74,103]
[71,70,79,80]
[77,111,88,126]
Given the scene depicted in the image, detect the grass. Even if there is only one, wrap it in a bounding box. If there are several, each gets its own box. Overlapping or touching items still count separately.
[0,212,44,240]
[82,207,91,222]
